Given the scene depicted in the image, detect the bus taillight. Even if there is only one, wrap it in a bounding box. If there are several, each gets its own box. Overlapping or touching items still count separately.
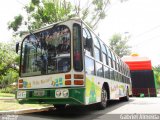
[74,74,84,79]
[19,79,23,83]
[18,84,23,88]
[74,80,84,85]
[18,79,23,88]
[65,80,71,85]
[65,74,71,79]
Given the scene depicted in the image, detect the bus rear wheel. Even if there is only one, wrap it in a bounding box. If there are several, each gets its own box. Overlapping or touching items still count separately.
[97,86,108,110]
[123,88,129,101]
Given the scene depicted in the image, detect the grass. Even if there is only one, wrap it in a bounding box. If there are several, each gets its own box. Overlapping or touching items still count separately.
[0,93,15,98]
[0,99,51,111]
[0,92,51,111]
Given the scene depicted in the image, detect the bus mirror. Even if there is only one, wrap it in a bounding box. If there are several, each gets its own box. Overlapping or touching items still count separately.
[16,42,19,54]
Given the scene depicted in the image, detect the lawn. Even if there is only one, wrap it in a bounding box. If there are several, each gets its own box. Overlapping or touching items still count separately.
[0,93,15,98]
[0,92,51,111]
[0,99,51,111]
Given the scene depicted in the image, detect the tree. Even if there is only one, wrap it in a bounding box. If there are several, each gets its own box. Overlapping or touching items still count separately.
[109,33,131,57]
[73,0,110,29]
[8,0,111,33]
[0,42,19,88]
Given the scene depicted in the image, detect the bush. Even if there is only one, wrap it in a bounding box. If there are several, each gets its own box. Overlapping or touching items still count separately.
[0,86,16,94]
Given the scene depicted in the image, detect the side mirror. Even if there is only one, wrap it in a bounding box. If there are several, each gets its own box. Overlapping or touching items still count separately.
[16,42,19,54]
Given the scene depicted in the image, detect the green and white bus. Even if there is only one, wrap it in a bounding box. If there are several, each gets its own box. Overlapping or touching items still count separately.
[16,18,132,109]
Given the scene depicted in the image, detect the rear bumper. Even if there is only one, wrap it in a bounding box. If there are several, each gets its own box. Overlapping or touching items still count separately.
[16,87,85,105]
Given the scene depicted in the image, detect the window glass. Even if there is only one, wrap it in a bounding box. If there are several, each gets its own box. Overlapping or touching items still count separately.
[96,62,103,77]
[101,42,106,53]
[83,28,93,56]
[94,47,101,61]
[111,52,116,61]
[73,24,83,71]
[119,74,122,82]
[21,25,71,77]
[122,75,125,83]
[112,60,115,69]
[106,47,112,58]
[104,66,110,79]
[115,72,119,81]
[102,53,106,65]
[110,69,115,80]
[108,57,112,67]
[92,34,100,48]
[117,63,119,71]
[85,56,95,75]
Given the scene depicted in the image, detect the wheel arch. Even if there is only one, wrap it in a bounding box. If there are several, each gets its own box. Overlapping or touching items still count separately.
[103,82,110,100]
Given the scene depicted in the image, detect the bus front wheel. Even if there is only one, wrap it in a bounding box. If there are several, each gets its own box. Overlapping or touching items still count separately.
[97,86,108,110]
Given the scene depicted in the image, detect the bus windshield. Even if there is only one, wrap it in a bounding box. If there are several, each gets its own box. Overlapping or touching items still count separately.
[21,25,71,77]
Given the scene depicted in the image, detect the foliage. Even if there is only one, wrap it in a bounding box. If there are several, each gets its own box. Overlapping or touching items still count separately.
[74,0,110,29]
[0,86,17,94]
[25,0,74,30]
[8,0,111,33]
[109,33,131,58]
[153,65,160,88]
[0,42,19,89]
[8,15,23,31]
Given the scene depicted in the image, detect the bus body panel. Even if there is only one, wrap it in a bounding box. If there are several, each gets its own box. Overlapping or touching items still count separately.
[17,87,85,105]
[19,74,66,89]
[85,74,132,105]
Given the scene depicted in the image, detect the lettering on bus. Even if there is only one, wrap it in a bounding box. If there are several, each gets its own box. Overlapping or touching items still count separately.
[32,77,52,86]
[51,77,65,87]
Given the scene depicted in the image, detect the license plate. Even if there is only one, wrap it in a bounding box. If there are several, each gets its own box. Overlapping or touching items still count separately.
[17,91,26,99]
[34,90,45,96]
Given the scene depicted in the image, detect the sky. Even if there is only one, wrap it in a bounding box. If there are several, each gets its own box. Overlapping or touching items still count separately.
[0,0,160,66]
[0,0,28,42]
[97,0,160,66]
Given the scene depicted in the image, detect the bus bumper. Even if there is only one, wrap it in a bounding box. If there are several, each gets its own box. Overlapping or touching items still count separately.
[16,87,85,105]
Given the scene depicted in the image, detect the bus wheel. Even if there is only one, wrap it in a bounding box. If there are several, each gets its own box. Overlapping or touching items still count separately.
[97,86,108,110]
[54,104,66,110]
[124,89,129,101]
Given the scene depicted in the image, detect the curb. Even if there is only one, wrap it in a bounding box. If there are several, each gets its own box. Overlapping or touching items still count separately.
[0,107,55,115]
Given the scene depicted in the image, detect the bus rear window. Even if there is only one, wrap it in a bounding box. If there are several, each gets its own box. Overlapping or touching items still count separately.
[21,25,71,77]
[73,23,83,71]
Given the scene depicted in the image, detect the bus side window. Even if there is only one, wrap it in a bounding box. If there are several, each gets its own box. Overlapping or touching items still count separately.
[107,48,113,68]
[104,66,110,79]
[83,28,93,56]
[92,36,101,62]
[110,69,114,80]
[96,62,103,77]
[85,56,95,75]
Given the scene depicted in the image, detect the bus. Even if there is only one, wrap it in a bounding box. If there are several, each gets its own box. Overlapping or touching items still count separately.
[16,18,132,109]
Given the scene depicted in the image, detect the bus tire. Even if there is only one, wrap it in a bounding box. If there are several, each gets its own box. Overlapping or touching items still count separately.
[124,88,129,101]
[97,86,108,110]
[54,104,66,110]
